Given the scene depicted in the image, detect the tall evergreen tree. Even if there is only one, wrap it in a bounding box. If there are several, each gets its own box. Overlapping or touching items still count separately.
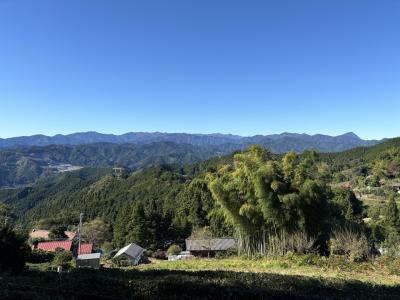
[385,196,400,233]
[125,203,150,247]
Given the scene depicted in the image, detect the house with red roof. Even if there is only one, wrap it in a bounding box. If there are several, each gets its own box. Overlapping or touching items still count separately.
[35,241,93,255]
[36,241,73,252]
[78,243,93,255]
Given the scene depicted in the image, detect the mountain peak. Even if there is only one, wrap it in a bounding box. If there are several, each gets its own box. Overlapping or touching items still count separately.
[340,132,360,139]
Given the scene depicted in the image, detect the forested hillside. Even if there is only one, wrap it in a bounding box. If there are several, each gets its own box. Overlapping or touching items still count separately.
[1,158,233,250]
[0,134,386,188]
[0,168,110,220]
[321,137,400,167]
[319,138,400,190]
[0,142,231,187]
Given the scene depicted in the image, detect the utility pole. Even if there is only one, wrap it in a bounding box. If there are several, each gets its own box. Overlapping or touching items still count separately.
[113,167,123,179]
[78,213,84,255]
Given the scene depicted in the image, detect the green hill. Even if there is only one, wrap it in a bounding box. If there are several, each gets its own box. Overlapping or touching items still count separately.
[0,142,229,187]
[321,137,400,167]
[0,154,232,249]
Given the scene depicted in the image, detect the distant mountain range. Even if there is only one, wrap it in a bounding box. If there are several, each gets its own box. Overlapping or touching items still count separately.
[0,131,381,153]
[0,131,386,187]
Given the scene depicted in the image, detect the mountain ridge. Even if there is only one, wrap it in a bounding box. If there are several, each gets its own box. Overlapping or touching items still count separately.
[0,131,381,151]
[0,131,390,188]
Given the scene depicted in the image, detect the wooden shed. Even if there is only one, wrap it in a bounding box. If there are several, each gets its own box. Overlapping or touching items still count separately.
[185,238,236,257]
[76,253,101,269]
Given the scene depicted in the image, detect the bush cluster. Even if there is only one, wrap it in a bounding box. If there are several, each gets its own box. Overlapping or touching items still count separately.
[167,244,182,256]
[27,249,55,264]
[329,229,369,262]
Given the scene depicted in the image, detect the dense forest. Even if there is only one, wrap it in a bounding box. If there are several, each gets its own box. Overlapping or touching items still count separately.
[0,142,231,187]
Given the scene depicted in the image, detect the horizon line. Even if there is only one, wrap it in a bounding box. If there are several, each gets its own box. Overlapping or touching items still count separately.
[0,130,392,141]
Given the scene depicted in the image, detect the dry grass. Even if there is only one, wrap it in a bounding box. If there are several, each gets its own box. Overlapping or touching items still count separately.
[137,255,400,286]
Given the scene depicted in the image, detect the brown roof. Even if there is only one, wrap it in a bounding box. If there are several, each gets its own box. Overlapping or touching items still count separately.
[30,229,51,239]
[65,231,77,240]
[30,229,76,241]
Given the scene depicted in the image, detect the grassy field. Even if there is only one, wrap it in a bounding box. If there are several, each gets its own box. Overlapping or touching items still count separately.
[2,255,400,299]
[138,255,400,285]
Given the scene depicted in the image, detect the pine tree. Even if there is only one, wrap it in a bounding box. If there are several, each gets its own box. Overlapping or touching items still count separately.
[385,196,400,233]
[125,203,150,247]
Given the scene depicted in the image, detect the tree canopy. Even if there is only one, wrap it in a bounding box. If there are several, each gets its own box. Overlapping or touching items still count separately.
[208,146,333,250]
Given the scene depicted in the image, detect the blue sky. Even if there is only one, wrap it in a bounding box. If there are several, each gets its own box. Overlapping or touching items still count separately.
[0,0,399,139]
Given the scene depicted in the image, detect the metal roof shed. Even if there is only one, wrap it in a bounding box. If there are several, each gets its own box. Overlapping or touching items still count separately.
[114,243,146,266]
[76,253,101,269]
[185,238,236,257]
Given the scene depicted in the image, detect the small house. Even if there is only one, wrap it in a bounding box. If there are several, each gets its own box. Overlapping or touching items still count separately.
[35,240,93,255]
[185,238,236,257]
[114,243,146,266]
[76,253,101,269]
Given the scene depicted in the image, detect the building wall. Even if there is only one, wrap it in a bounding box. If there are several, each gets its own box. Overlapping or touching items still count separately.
[76,259,100,269]
[190,250,218,257]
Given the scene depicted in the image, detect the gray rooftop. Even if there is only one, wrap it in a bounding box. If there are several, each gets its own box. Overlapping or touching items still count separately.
[186,238,235,251]
[77,253,101,260]
[114,243,145,259]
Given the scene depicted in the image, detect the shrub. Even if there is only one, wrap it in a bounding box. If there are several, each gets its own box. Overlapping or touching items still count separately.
[237,230,317,257]
[0,225,29,273]
[215,249,236,259]
[101,241,114,255]
[112,255,127,267]
[382,229,400,258]
[329,228,369,262]
[152,250,167,260]
[190,227,213,239]
[267,231,318,256]
[167,244,182,256]
[27,249,54,264]
[49,226,68,240]
[52,251,73,268]
[29,237,47,247]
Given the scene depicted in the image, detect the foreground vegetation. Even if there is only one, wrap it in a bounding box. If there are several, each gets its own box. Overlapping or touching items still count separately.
[2,256,400,299]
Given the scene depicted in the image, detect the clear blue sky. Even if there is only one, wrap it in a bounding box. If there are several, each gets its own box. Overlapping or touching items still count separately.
[0,0,399,139]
